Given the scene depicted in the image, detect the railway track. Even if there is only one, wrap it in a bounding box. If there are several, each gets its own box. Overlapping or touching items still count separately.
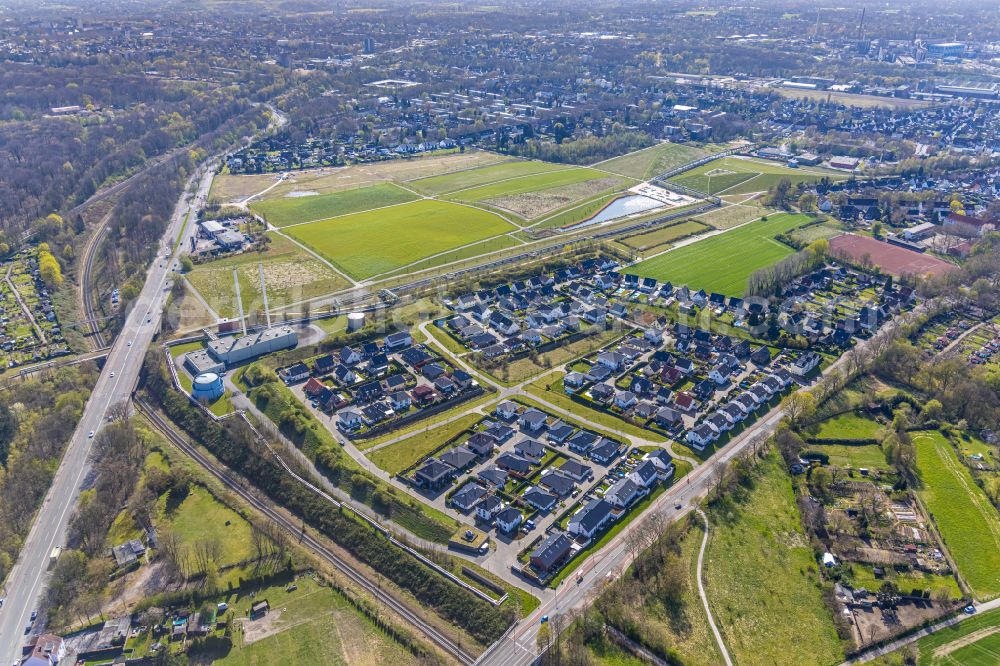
[134,398,477,665]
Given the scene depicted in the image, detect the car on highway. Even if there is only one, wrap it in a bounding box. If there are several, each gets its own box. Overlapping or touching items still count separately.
[540,615,549,624]
[128,341,132,346]
[30,610,36,621]
[964,605,976,614]
[110,372,115,377]
[87,431,95,438]
[0,596,4,607]
[674,502,683,510]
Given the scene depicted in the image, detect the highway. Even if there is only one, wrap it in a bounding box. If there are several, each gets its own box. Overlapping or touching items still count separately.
[0,162,213,661]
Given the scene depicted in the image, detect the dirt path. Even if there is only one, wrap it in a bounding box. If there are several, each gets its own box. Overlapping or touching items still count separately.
[696,509,733,666]
[932,625,1000,660]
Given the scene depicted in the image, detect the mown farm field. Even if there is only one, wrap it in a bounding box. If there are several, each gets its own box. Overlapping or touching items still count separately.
[913,431,1000,598]
[670,157,843,196]
[250,182,419,227]
[283,199,517,280]
[629,212,811,295]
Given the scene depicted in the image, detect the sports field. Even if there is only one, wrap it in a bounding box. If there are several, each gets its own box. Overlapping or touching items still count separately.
[629,213,811,295]
[282,199,516,280]
[914,431,1000,598]
[829,234,958,278]
[671,157,843,195]
[250,183,419,227]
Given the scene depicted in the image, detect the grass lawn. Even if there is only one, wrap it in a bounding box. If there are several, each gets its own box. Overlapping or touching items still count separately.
[367,414,482,474]
[599,142,717,180]
[250,183,419,227]
[215,575,420,666]
[377,234,521,280]
[913,431,1000,599]
[803,444,889,470]
[671,157,843,196]
[843,563,961,600]
[915,606,1000,665]
[811,412,883,441]
[494,328,625,384]
[159,484,256,574]
[283,199,516,280]
[629,213,812,296]
[704,452,844,666]
[446,167,607,203]
[692,203,764,230]
[409,160,570,196]
[619,220,710,252]
[185,232,350,318]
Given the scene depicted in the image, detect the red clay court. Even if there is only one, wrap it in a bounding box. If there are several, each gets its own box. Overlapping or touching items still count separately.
[829,233,958,278]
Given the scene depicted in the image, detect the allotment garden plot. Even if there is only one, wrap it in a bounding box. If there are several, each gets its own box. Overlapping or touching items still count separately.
[283,199,517,280]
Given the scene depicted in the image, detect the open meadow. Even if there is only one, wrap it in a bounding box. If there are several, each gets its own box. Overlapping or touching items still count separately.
[185,232,350,318]
[629,212,812,295]
[599,141,722,180]
[211,150,508,203]
[283,199,516,280]
[913,431,1000,599]
[703,452,844,666]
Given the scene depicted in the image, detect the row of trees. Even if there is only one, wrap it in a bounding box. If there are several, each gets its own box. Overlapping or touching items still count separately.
[745,238,828,298]
[144,350,516,645]
[0,362,100,587]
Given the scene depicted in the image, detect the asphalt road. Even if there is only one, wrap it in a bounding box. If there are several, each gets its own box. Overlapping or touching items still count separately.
[0,164,213,660]
[476,409,786,666]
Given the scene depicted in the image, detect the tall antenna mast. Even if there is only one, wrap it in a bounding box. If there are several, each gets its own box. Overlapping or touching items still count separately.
[233,269,247,336]
[258,263,272,329]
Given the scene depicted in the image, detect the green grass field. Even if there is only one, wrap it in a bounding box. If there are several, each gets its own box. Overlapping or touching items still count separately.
[804,444,889,470]
[671,157,842,196]
[377,234,522,280]
[811,412,883,440]
[185,232,350,318]
[620,220,710,252]
[600,142,717,180]
[283,199,517,279]
[214,576,419,666]
[409,160,570,195]
[704,452,844,666]
[916,607,1000,665]
[368,414,482,474]
[160,484,256,574]
[629,213,811,295]
[250,183,419,228]
[914,431,1000,598]
[693,203,764,230]
[445,166,606,203]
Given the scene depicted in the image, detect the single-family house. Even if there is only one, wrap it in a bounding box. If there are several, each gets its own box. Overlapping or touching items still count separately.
[567,499,613,539]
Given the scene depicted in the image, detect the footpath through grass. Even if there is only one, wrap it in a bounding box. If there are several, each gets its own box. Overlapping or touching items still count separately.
[703,451,844,666]
[914,431,1000,599]
[629,213,812,296]
[915,606,1000,665]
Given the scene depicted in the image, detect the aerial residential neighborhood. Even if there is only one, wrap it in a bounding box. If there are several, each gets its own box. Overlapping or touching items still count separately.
[1,1,1000,665]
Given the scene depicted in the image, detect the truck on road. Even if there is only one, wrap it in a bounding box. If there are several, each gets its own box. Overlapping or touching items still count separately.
[48,547,61,569]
